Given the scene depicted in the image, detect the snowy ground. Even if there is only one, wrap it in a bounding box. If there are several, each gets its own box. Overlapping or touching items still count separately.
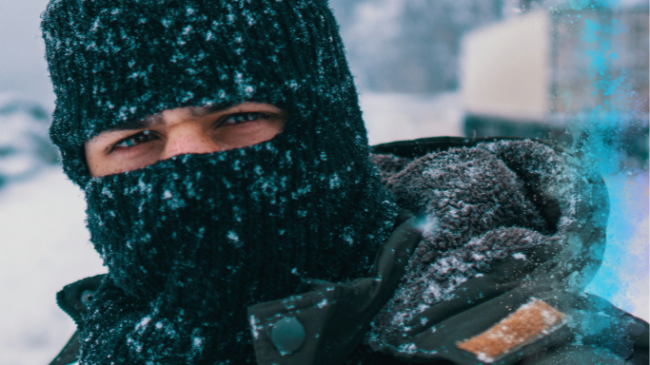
[0,168,104,365]
[0,93,647,365]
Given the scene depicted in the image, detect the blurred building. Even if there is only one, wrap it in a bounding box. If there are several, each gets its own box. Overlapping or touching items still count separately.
[461,3,649,163]
[329,0,504,142]
[330,0,503,94]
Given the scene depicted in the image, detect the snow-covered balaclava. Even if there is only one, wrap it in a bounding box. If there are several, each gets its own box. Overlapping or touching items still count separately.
[42,1,397,363]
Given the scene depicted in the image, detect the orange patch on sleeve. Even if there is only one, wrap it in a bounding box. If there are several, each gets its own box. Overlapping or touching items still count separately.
[457,298,566,363]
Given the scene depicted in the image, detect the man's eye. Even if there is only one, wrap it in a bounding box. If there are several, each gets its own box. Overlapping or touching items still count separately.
[113,130,157,149]
[221,112,267,126]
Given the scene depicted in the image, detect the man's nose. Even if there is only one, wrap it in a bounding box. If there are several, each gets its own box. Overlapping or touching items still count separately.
[159,124,220,160]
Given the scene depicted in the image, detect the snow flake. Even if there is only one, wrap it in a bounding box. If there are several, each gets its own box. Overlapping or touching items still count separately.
[249,315,260,339]
[101,186,113,198]
[329,173,341,189]
[91,18,100,32]
[397,343,417,354]
[135,316,152,331]
[227,231,241,247]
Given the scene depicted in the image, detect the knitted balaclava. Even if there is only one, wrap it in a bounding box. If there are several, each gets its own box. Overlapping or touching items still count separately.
[42,0,397,363]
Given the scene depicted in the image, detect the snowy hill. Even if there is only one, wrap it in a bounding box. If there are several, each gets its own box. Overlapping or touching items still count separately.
[0,95,58,185]
[0,167,105,365]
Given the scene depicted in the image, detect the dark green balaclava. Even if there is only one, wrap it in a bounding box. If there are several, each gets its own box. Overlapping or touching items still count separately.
[42,0,397,363]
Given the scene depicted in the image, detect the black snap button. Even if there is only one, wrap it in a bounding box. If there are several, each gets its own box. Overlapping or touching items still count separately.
[270,316,305,355]
[80,290,96,307]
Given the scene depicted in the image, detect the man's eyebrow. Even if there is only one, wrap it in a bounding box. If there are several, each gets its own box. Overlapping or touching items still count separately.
[109,114,163,131]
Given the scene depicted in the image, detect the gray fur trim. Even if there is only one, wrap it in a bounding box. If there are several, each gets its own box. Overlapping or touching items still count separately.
[368,139,580,351]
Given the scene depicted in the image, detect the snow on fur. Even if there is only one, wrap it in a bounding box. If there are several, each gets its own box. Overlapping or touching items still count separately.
[367,140,579,351]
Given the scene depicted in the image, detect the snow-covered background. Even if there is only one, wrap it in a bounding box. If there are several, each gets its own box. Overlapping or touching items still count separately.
[0,1,647,364]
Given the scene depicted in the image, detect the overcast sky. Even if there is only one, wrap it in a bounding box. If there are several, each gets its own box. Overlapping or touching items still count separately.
[0,0,53,105]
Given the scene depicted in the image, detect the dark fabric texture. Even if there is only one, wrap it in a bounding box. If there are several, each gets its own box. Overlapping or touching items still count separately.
[41,0,368,187]
[366,139,598,353]
[41,0,397,364]
[79,145,396,365]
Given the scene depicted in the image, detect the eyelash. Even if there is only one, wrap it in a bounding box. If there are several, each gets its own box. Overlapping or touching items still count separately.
[221,112,269,125]
[113,130,157,150]
[110,112,271,151]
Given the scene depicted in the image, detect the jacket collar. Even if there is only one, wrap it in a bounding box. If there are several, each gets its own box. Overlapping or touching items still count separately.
[53,211,422,365]
[247,213,422,364]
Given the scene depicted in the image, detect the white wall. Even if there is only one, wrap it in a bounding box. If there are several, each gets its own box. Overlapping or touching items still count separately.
[461,10,550,121]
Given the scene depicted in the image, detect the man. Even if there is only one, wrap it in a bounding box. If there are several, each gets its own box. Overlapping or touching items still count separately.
[42,0,647,364]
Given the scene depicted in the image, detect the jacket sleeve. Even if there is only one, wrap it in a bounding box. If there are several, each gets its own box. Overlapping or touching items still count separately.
[519,345,627,364]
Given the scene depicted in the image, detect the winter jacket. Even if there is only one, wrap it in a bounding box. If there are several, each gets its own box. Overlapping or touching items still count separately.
[50,137,649,365]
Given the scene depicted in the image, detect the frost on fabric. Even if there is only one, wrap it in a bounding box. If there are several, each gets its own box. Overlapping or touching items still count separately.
[136,316,152,331]
[79,97,397,364]
[513,252,526,261]
[42,0,403,363]
[397,343,417,354]
[367,140,582,351]
[249,315,261,340]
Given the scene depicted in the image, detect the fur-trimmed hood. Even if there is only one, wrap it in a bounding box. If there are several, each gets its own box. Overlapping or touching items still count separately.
[365,137,617,361]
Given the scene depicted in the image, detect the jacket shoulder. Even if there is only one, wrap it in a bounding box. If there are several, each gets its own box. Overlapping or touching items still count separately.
[366,136,647,364]
[370,136,559,158]
[50,274,107,365]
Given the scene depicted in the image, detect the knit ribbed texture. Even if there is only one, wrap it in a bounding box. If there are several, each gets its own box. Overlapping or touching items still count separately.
[42,0,398,363]
[80,139,396,364]
[41,0,367,187]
